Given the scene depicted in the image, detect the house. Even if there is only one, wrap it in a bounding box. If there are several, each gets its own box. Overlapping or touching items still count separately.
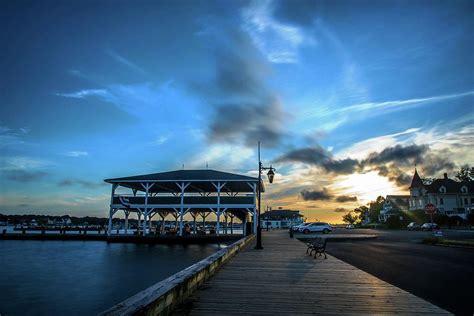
[379,195,410,222]
[408,169,474,219]
[261,208,304,229]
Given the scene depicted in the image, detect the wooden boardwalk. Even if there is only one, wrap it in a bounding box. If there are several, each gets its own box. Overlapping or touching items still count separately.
[175,230,449,315]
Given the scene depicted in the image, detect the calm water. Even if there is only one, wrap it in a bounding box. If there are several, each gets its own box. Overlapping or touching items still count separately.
[0,239,226,315]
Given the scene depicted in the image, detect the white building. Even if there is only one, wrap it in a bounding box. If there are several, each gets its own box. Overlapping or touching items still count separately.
[408,169,474,219]
[379,195,410,222]
[261,209,304,229]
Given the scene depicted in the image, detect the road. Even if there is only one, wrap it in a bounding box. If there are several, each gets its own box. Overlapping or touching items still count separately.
[325,229,474,315]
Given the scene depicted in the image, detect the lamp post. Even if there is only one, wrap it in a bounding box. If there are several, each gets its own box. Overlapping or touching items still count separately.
[255,141,276,250]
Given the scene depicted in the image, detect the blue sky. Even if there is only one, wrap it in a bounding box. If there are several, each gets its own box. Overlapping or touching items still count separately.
[1,0,473,221]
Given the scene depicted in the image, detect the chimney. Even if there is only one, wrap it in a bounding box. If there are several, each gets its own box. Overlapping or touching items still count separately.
[443,173,448,179]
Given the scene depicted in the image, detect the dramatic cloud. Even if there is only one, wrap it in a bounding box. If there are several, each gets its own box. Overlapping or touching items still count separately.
[334,207,348,213]
[276,145,359,174]
[420,156,456,176]
[335,195,358,203]
[194,28,286,148]
[279,142,458,189]
[301,188,332,201]
[375,165,412,187]
[209,99,284,147]
[362,144,428,166]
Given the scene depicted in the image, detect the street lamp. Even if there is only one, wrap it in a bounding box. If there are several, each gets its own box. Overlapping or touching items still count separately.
[255,141,276,250]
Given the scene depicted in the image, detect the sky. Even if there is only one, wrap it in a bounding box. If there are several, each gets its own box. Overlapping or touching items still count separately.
[1,0,473,223]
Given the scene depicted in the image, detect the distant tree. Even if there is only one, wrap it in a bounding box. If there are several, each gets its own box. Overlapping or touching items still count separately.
[455,166,473,182]
[353,205,369,224]
[368,196,385,222]
[342,212,358,225]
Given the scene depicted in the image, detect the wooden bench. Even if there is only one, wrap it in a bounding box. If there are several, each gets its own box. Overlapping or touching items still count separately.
[306,236,327,259]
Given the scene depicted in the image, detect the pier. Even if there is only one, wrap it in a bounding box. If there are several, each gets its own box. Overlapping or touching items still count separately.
[174,230,449,315]
[103,230,449,315]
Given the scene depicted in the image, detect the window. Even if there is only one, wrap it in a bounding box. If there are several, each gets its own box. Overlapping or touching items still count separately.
[471,198,474,205]
[440,198,444,205]
[461,186,468,193]
[465,198,468,205]
[439,186,446,193]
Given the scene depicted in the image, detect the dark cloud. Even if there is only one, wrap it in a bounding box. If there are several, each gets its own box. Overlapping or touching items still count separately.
[3,170,48,182]
[375,164,412,187]
[18,204,29,207]
[301,188,332,201]
[335,195,358,203]
[322,158,360,175]
[334,207,348,213]
[192,28,286,148]
[276,145,359,174]
[58,179,103,188]
[280,143,457,189]
[362,144,429,166]
[421,155,456,176]
[209,99,284,148]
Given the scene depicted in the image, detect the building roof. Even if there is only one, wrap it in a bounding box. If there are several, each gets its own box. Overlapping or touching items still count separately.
[424,179,474,194]
[104,169,262,193]
[262,209,303,220]
[409,169,424,189]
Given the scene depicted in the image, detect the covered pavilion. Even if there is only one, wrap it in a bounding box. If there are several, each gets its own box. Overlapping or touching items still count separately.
[104,169,261,236]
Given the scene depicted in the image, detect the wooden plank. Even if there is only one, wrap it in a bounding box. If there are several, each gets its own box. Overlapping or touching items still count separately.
[174,230,450,315]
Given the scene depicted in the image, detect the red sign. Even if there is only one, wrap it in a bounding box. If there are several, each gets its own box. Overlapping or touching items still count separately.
[425,203,437,214]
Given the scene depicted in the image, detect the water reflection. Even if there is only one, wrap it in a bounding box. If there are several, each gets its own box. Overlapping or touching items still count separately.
[0,240,225,315]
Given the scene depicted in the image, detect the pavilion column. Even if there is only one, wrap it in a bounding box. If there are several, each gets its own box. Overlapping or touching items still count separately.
[177,182,190,236]
[229,213,234,235]
[148,212,153,233]
[107,184,117,236]
[213,182,226,236]
[138,212,142,232]
[124,210,130,235]
[243,214,247,236]
[141,183,154,236]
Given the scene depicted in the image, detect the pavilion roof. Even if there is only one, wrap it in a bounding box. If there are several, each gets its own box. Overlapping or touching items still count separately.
[104,169,262,193]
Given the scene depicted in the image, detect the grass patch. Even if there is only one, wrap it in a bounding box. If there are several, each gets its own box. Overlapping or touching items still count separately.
[423,237,474,248]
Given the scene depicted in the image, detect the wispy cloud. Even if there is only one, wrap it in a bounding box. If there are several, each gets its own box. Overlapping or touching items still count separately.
[58,179,103,188]
[106,49,147,75]
[339,90,474,115]
[0,126,29,148]
[55,89,108,99]
[241,0,307,63]
[0,156,50,182]
[55,80,174,116]
[148,135,169,146]
[63,151,88,157]
[301,90,474,131]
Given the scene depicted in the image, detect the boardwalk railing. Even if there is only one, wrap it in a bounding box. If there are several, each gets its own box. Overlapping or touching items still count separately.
[100,234,255,316]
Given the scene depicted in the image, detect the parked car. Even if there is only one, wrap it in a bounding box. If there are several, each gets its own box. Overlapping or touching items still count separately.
[291,223,307,232]
[421,222,439,231]
[299,222,332,234]
[346,224,355,229]
[407,222,421,231]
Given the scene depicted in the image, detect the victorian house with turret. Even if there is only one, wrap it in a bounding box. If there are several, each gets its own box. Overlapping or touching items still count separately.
[408,169,474,219]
